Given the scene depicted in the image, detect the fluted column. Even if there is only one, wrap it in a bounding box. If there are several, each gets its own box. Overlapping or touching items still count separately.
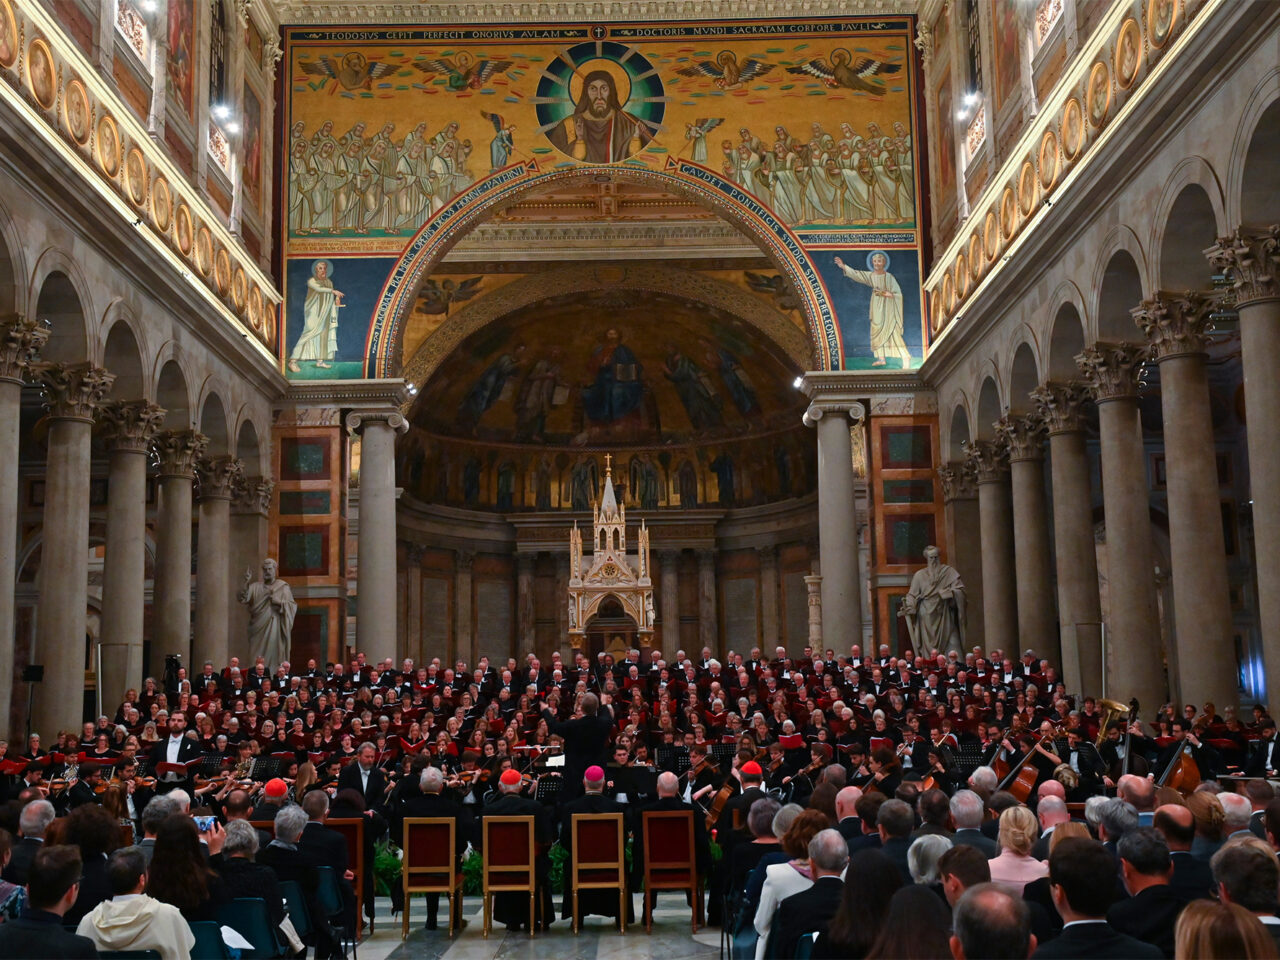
[230,476,272,650]
[516,554,535,654]
[98,400,165,706]
[938,460,983,652]
[194,456,242,670]
[1206,228,1280,700]
[1134,293,1236,707]
[347,410,407,663]
[1077,343,1164,710]
[454,550,473,666]
[658,550,679,652]
[758,546,779,651]
[803,400,866,647]
[1031,382,1103,696]
[996,415,1059,669]
[152,430,207,667]
[967,440,1018,656]
[698,549,717,655]
[0,316,47,737]
[31,362,114,737]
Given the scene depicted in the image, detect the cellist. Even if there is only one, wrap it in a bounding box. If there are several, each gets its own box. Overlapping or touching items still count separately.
[1157,720,1219,780]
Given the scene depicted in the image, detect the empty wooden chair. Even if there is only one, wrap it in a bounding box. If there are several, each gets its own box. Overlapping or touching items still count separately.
[481,815,537,938]
[640,809,700,934]
[401,817,464,938]
[569,812,627,934]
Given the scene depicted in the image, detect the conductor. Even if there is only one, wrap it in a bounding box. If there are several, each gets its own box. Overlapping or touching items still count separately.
[540,692,614,801]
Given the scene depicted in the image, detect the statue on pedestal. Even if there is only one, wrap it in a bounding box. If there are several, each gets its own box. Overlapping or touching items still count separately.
[239,558,297,671]
[899,545,965,657]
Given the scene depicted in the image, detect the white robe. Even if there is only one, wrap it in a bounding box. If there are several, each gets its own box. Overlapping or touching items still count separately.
[839,264,912,365]
[290,275,340,362]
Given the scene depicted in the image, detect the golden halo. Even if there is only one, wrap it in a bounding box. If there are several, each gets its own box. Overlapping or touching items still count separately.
[568,58,632,110]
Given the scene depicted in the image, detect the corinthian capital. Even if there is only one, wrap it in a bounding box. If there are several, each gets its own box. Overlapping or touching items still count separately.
[1076,341,1148,403]
[31,362,115,422]
[99,400,166,453]
[965,439,1009,483]
[153,430,209,479]
[995,414,1046,462]
[1204,226,1279,306]
[233,475,274,514]
[196,456,244,501]
[1132,291,1217,361]
[938,460,978,501]
[914,21,934,66]
[1030,381,1091,434]
[0,314,50,383]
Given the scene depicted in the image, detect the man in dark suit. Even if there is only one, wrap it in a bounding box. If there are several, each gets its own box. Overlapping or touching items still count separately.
[258,803,346,960]
[539,692,613,802]
[299,790,360,936]
[336,741,387,812]
[1246,718,1280,777]
[1212,839,1280,952]
[1108,828,1187,958]
[950,790,999,858]
[875,798,914,883]
[846,792,885,854]
[0,845,96,959]
[772,829,847,959]
[148,712,202,793]
[478,768,554,930]
[834,786,862,843]
[1032,796,1071,861]
[1245,780,1274,839]
[633,771,710,922]
[389,766,472,930]
[1031,838,1162,959]
[557,766,631,924]
[1154,804,1215,901]
[2,798,54,884]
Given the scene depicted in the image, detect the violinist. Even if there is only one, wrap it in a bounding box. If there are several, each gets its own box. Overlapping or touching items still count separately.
[63,761,103,811]
[1060,729,1108,793]
[686,743,722,801]
[718,756,765,832]
[763,741,789,791]
[866,746,902,796]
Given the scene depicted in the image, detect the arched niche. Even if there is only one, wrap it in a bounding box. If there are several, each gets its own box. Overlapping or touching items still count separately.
[34,271,89,363]
[236,419,264,477]
[1097,250,1145,341]
[199,392,229,455]
[1008,342,1040,415]
[1158,184,1218,292]
[975,377,1002,440]
[1048,303,1087,379]
[103,317,145,399]
[1240,100,1280,225]
[156,360,191,430]
[948,403,971,461]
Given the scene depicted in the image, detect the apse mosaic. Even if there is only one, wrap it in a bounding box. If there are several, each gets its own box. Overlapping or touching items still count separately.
[280,18,928,378]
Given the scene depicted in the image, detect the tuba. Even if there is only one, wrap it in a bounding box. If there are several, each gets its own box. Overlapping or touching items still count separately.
[1095,698,1131,747]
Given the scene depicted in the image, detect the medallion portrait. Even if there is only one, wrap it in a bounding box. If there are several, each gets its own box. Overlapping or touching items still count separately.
[215,248,231,294]
[1061,98,1084,161]
[1038,129,1059,190]
[1087,61,1111,129]
[232,267,247,311]
[175,203,193,255]
[983,210,1000,262]
[151,177,172,232]
[125,148,147,205]
[64,79,91,146]
[195,225,213,276]
[1115,19,1142,89]
[1000,185,1017,239]
[941,273,955,316]
[27,38,56,110]
[1148,0,1178,49]
[0,0,17,69]
[968,233,982,281]
[1018,160,1036,215]
[955,251,969,299]
[248,285,263,330]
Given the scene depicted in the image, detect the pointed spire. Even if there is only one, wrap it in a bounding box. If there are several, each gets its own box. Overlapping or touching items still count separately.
[599,453,619,522]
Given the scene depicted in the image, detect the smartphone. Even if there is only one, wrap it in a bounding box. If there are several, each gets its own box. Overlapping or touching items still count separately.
[193,815,216,832]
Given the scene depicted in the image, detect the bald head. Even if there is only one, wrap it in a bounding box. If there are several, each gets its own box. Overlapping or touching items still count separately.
[1154,803,1194,851]
[1037,795,1069,830]
[1037,780,1066,801]
[1118,774,1155,812]
[657,771,679,798]
[835,786,863,822]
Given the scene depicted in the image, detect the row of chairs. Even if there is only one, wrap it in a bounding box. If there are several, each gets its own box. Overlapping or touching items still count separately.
[401,809,702,938]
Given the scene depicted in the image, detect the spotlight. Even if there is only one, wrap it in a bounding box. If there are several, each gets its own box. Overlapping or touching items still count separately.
[792,376,803,390]
[140,0,156,11]
[212,104,232,121]
[225,121,241,134]
[964,93,979,106]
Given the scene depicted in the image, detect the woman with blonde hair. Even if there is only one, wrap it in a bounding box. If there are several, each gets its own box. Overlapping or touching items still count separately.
[988,804,1048,895]
[1175,900,1279,959]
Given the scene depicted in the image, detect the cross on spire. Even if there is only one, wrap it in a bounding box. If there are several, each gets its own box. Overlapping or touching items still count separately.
[604,453,612,477]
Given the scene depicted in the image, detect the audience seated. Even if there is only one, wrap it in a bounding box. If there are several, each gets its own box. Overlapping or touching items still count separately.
[76,846,195,960]
[815,848,902,958]
[216,819,285,928]
[1174,899,1278,960]
[771,828,847,960]
[874,799,914,882]
[1155,803,1216,901]
[63,802,123,925]
[1210,837,1280,951]
[937,844,990,907]
[951,883,1035,960]
[2,798,53,885]
[1108,826,1185,958]
[753,808,829,958]
[145,813,229,922]
[866,884,952,958]
[0,845,96,958]
[989,805,1048,896]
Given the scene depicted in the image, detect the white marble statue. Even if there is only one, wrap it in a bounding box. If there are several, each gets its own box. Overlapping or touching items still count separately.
[899,545,966,657]
[239,559,297,671]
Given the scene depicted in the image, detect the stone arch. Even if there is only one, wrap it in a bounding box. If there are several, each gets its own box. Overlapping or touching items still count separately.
[0,198,27,315]
[29,251,93,363]
[975,375,1003,441]
[1095,249,1146,342]
[1150,160,1226,292]
[946,397,972,462]
[198,389,230,455]
[102,310,146,399]
[1047,301,1087,380]
[1227,68,1280,228]
[155,358,192,430]
[401,261,812,391]
[369,166,840,378]
[1007,339,1040,415]
[1089,226,1148,341]
[234,413,266,477]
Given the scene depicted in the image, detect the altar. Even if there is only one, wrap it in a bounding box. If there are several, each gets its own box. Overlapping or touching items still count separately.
[567,454,655,658]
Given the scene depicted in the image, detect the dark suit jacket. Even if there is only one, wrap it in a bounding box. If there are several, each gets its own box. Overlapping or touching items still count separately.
[217,856,286,927]
[299,820,349,875]
[845,831,882,855]
[336,763,387,812]
[1107,884,1187,958]
[1251,809,1268,841]
[1,837,42,884]
[1031,920,1163,958]
[148,735,203,769]
[835,817,862,843]
[558,791,625,861]
[773,875,844,960]
[1246,737,1280,777]
[391,791,473,856]
[540,708,613,792]
[1169,851,1215,901]
[0,909,97,959]
[954,827,998,858]
[879,835,912,883]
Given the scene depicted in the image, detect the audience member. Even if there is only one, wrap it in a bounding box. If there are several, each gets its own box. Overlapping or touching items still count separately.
[1174,899,1279,960]
[907,833,952,886]
[950,883,1034,960]
[0,845,96,958]
[63,802,122,925]
[145,814,228,922]
[989,805,1047,895]
[1210,838,1280,950]
[1108,826,1183,958]
[754,808,830,960]
[937,844,990,907]
[817,849,903,958]
[876,799,915,882]
[772,829,848,959]
[1187,791,1226,861]
[1155,802,1215,900]
[866,884,951,960]
[949,791,996,857]
[215,820,285,928]
[2,798,53,884]
[75,846,194,960]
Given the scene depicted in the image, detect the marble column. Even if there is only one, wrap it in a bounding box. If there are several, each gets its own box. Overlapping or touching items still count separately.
[194,456,242,670]
[1077,343,1164,710]
[1134,293,1237,707]
[996,415,1059,670]
[966,440,1018,657]
[98,400,164,708]
[554,554,570,662]
[1032,382,1104,696]
[152,430,207,668]
[803,400,865,648]
[938,460,984,652]
[758,546,780,651]
[1206,228,1280,701]
[516,554,536,654]
[31,362,114,737]
[0,316,47,736]
[347,411,406,664]
[804,573,823,649]
[698,550,717,655]
[229,477,272,651]
[454,550,474,666]
[659,550,680,653]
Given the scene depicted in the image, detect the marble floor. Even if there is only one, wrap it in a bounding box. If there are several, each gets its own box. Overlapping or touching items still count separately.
[355,894,722,960]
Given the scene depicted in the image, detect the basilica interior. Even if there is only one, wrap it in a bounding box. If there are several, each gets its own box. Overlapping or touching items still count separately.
[0,0,1276,745]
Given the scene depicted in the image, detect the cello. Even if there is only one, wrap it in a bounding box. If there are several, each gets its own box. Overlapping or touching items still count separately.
[1156,731,1201,796]
[997,731,1058,803]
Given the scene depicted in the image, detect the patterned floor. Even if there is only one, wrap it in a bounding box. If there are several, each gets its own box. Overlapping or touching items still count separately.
[356,894,722,960]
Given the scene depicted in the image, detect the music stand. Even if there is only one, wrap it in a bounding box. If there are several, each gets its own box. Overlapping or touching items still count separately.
[956,744,985,776]
[710,744,736,773]
[655,745,690,774]
[534,774,562,805]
